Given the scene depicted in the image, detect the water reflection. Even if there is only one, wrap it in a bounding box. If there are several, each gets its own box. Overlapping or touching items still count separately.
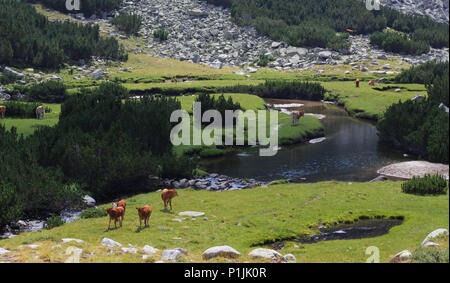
[202,99,409,182]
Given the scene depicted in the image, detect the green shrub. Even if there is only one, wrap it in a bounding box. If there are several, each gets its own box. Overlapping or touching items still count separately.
[0,183,23,226]
[199,148,225,158]
[370,31,430,55]
[412,247,449,263]
[223,80,325,101]
[0,101,51,118]
[26,81,68,103]
[0,1,127,69]
[111,13,142,35]
[192,168,209,178]
[154,28,169,41]
[44,215,65,230]
[254,54,274,67]
[378,75,449,164]
[80,207,107,219]
[395,61,449,84]
[401,174,448,195]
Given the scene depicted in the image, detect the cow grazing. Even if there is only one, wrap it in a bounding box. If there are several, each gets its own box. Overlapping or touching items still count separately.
[291,110,305,125]
[36,105,45,120]
[0,106,6,119]
[346,29,356,34]
[161,189,178,210]
[106,206,125,229]
[136,205,152,228]
[369,80,376,86]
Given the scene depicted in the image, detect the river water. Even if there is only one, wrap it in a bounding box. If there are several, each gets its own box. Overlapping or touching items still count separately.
[202,99,410,182]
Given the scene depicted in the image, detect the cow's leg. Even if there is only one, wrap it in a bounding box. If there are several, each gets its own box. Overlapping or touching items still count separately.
[169,200,173,210]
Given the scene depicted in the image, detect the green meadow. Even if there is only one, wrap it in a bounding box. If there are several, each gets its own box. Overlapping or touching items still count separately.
[0,181,447,263]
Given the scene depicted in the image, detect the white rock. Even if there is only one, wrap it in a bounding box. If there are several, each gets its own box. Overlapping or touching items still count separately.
[0,247,10,255]
[28,245,40,250]
[62,238,84,244]
[101,238,122,248]
[202,245,241,260]
[309,137,327,144]
[83,195,96,207]
[90,69,104,80]
[283,253,297,263]
[142,245,159,254]
[390,250,412,263]
[423,241,440,248]
[422,229,449,246]
[248,248,285,262]
[178,211,205,217]
[121,247,138,253]
[161,249,182,262]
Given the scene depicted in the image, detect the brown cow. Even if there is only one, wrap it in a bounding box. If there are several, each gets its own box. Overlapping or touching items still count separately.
[136,205,152,228]
[36,105,45,120]
[0,105,6,119]
[112,200,127,221]
[291,110,305,125]
[161,188,178,210]
[355,78,360,88]
[369,80,376,86]
[106,206,125,229]
[346,29,356,34]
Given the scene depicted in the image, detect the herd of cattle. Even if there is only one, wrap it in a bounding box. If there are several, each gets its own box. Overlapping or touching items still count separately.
[0,105,46,119]
[105,189,178,230]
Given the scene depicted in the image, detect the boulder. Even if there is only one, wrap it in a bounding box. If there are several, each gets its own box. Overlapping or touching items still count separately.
[0,247,10,255]
[202,245,241,260]
[318,51,332,59]
[248,248,285,262]
[422,229,449,246]
[90,69,104,80]
[101,238,122,248]
[188,9,208,18]
[283,253,297,263]
[83,195,96,207]
[161,249,182,262]
[390,250,412,263]
[142,245,159,254]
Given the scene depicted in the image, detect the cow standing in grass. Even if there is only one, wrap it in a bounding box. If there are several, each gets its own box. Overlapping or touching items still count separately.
[112,200,127,222]
[106,206,125,229]
[291,110,304,126]
[161,189,178,210]
[136,205,152,228]
[0,106,5,119]
[36,105,45,120]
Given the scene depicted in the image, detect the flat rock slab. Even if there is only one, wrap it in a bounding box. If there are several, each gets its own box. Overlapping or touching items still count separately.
[101,238,122,247]
[178,211,205,217]
[202,245,241,260]
[62,238,84,244]
[377,161,449,180]
[161,249,182,262]
[309,137,326,144]
[248,248,284,262]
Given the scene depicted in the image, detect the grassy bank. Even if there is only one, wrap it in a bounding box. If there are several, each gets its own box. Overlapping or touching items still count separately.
[322,82,427,120]
[0,181,447,263]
